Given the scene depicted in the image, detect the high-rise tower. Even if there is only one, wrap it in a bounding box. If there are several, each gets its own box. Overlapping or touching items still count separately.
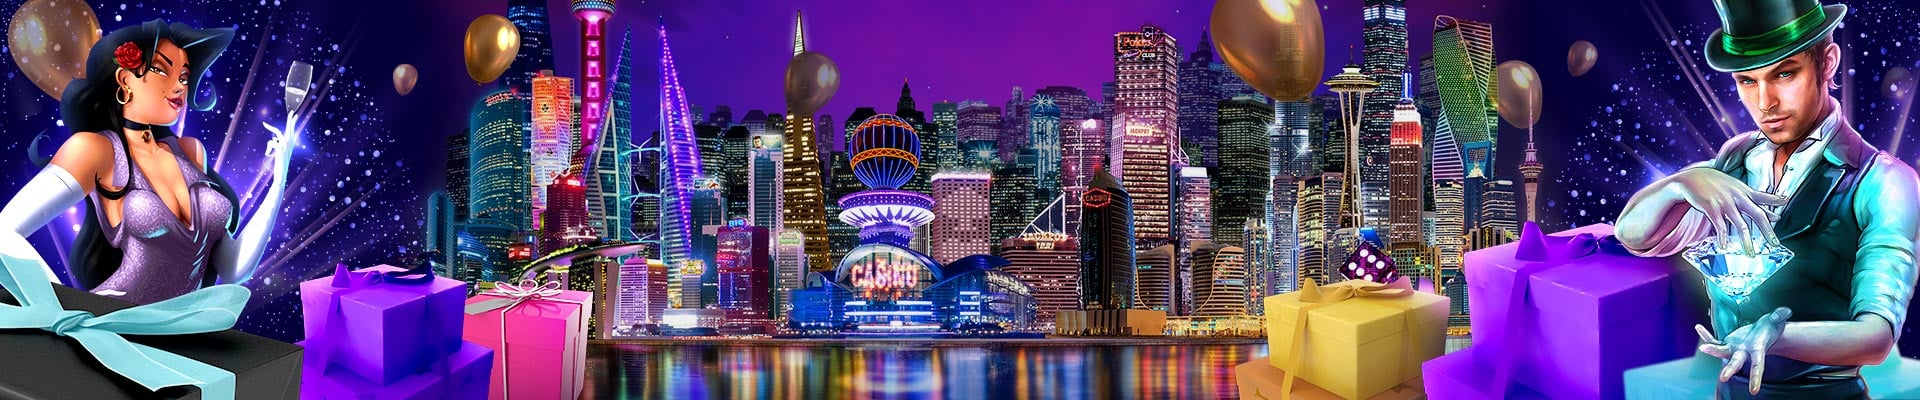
[1519,125,1544,223]
[1324,63,1379,231]
[1359,0,1409,234]
[783,10,833,272]
[656,20,709,285]
[571,0,615,166]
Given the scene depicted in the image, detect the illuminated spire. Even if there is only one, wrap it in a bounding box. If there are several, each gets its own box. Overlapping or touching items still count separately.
[658,17,707,276]
[792,10,806,56]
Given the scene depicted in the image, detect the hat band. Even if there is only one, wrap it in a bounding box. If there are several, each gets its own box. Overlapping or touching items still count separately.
[1722,6,1828,57]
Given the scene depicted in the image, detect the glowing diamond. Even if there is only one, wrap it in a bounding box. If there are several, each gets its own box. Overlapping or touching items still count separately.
[1683,237,1793,302]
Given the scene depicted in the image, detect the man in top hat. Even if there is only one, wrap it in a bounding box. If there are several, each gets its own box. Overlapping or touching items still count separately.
[1615,0,1917,397]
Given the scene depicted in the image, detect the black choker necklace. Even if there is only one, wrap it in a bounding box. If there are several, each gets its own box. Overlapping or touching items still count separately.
[122,119,175,143]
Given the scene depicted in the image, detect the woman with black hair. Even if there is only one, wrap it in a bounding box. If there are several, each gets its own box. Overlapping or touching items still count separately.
[0,19,295,305]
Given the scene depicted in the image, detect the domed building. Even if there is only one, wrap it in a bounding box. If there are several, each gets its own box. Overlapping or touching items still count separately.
[787,115,1037,336]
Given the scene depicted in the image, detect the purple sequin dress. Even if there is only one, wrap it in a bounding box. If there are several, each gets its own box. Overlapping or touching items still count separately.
[86,130,233,304]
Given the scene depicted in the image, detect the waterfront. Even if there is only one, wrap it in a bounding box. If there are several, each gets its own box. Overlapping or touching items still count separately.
[582,339,1268,399]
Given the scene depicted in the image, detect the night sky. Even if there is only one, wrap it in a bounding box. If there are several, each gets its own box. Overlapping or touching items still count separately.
[4,0,1919,351]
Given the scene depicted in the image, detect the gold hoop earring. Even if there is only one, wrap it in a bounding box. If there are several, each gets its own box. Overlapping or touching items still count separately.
[116,87,132,105]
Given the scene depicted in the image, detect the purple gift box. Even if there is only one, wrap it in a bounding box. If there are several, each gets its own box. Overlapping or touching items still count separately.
[301,264,469,386]
[1459,223,1709,400]
[1422,349,1548,400]
[300,341,493,400]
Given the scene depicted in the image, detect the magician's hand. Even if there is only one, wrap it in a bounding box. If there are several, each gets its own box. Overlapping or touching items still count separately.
[1663,168,1788,253]
[1698,307,1792,395]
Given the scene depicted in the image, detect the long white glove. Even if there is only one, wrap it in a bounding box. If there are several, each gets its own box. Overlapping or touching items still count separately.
[0,165,86,283]
[212,114,297,284]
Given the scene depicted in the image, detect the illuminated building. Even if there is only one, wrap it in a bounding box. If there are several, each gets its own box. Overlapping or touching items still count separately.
[616,256,667,330]
[1000,233,1079,326]
[1242,218,1272,315]
[956,101,1002,170]
[1060,118,1104,238]
[1520,127,1544,223]
[1268,100,1314,299]
[1324,64,1378,231]
[1295,173,1345,287]
[455,230,493,285]
[445,132,470,220]
[1216,95,1273,248]
[425,192,458,277]
[1192,242,1246,317]
[721,126,752,226]
[1479,179,1518,240]
[530,70,576,229]
[999,87,1028,164]
[1135,244,1176,313]
[468,90,531,259]
[1174,166,1212,314]
[571,0,614,161]
[1112,24,1180,143]
[1111,119,1171,247]
[990,150,1039,252]
[1389,98,1425,245]
[1431,16,1497,181]
[826,150,862,263]
[750,132,784,228]
[931,101,959,173]
[657,22,710,287]
[586,28,635,242]
[1178,29,1222,167]
[774,229,805,318]
[1078,164,1135,310]
[783,10,832,273]
[715,220,772,324]
[539,174,594,254]
[930,172,993,264]
[504,0,556,94]
[785,115,1037,335]
[1388,242,1441,293]
[1360,0,1410,232]
[1029,95,1062,199]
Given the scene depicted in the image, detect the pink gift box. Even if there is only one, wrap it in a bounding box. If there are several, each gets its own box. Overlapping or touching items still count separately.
[301,264,468,386]
[461,288,592,400]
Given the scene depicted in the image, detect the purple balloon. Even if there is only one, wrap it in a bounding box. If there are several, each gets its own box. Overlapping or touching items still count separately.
[785,51,840,116]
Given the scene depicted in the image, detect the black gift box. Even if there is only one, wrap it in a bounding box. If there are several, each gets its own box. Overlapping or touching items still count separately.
[0,284,302,400]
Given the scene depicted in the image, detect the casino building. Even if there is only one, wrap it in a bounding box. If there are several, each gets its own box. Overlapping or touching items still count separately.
[787,115,1038,336]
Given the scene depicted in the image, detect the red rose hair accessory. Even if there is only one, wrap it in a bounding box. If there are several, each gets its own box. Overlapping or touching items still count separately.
[113,42,143,71]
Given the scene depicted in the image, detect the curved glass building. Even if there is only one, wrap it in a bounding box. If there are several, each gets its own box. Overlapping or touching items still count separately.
[787,115,1037,336]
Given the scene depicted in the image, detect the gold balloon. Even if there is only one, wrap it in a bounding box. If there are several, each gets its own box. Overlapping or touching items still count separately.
[1210,0,1324,102]
[1497,60,1544,129]
[785,51,839,117]
[392,63,417,95]
[463,14,518,85]
[7,0,101,99]
[1568,40,1598,77]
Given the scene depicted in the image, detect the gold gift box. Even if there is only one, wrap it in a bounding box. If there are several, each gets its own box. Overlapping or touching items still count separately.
[1236,357,1426,400]
[1263,279,1448,400]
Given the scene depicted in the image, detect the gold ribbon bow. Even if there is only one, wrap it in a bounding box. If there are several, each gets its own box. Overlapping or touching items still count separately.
[1280,278,1416,400]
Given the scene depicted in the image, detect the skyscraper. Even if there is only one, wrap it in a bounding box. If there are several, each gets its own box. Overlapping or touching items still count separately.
[1359,0,1409,235]
[425,191,458,278]
[826,151,863,263]
[956,101,1002,170]
[1113,25,1181,144]
[1079,164,1135,310]
[774,229,805,317]
[586,28,636,242]
[931,102,960,173]
[1061,118,1104,240]
[1296,172,1345,286]
[783,10,833,272]
[1000,233,1080,325]
[999,87,1029,164]
[1431,16,1497,181]
[715,220,772,322]
[1029,95,1063,199]
[657,22,710,286]
[539,174,592,254]
[530,70,576,229]
[1192,242,1247,317]
[1111,119,1172,248]
[1389,98,1425,246]
[616,256,668,327]
[1215,95,1273,248]
[1177,29,1223,168]
[990,151,1039,251]
[1479,179,1518,239]
[750,132,784,229]
[1174,166,1212,315]
[445,131,471,220]
[721,125,753,219]
[1243,218,1275,312]
[571,0,615,158]
[1136,244,1176,313]
[930,172,993,264]
[469,90,532,259]
[1324,64,1378,230]
[504,0,556,94]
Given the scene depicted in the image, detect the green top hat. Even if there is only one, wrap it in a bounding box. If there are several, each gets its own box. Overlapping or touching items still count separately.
[1704,0,1847,72]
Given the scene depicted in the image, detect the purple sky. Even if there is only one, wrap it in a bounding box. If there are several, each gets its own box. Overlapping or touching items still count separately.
[443,0,1507,130]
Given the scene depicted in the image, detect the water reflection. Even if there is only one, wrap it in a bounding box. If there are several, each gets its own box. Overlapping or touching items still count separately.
[584,341,1268,399]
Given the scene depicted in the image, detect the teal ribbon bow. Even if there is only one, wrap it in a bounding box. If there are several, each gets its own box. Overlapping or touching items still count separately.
[0,254,247,400]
